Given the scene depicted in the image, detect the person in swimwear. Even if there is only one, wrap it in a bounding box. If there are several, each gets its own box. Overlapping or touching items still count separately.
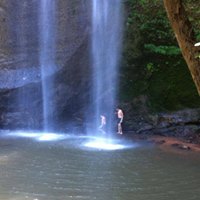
[116,108,124,134]
[99,115,106,134]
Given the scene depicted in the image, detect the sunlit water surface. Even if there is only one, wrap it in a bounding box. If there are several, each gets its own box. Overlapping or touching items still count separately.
[0,131,200,200]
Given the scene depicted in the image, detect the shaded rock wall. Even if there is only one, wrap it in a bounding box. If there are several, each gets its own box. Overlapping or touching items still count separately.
[0,0,91,130]
[121,99,200,143]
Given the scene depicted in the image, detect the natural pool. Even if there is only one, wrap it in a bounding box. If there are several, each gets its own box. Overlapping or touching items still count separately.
[0,131,200,200]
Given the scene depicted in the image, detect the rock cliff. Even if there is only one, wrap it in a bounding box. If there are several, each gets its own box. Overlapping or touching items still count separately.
[0,0,91,130]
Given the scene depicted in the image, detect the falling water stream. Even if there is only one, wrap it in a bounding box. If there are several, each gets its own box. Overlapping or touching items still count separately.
[91,0,123,132]
[1,1,200,200]
[39,0,56,131]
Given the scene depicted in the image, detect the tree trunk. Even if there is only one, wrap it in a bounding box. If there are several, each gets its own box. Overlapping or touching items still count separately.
[163,0,200,95]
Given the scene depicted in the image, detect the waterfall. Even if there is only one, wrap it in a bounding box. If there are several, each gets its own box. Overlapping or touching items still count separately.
[91,0,123,133]
[39,0,57,131]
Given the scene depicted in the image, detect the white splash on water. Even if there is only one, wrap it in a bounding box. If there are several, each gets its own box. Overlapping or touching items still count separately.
[2,131,138,151]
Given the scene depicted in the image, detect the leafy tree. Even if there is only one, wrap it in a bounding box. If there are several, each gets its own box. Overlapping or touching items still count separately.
[164,0,200,95]
[121,0,200,111]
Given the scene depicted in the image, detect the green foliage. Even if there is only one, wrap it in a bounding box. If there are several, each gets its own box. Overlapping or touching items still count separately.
[144,44,181,55]
[197,33,200,41]
[183,0,200,40]
[121,0,200,111]
[146,62,154,72]
[147,59,200,111]
[195,54,200,59]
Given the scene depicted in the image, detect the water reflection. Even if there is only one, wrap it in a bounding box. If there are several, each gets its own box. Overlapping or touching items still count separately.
[4,131,136,150]
[6,131,67,142]
[83,137,137,150]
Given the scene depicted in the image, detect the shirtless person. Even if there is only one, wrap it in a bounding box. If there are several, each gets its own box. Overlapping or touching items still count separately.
[116,108,124,134]
[99,115,106,134]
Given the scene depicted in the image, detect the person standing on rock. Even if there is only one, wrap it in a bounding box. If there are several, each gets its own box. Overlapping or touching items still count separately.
[116,108,124,134]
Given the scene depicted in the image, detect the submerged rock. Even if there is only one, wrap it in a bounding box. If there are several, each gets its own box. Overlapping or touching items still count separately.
[171,143,191,150]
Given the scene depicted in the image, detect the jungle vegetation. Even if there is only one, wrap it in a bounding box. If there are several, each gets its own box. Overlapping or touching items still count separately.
[121,0,200,112]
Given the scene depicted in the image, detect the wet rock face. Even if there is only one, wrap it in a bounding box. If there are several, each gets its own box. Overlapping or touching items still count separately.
[0,0,91,129]
[122,98,200,143]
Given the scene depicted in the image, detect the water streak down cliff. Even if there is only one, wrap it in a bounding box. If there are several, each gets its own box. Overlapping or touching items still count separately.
[90,0,123,133]
[0,0,90,130]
